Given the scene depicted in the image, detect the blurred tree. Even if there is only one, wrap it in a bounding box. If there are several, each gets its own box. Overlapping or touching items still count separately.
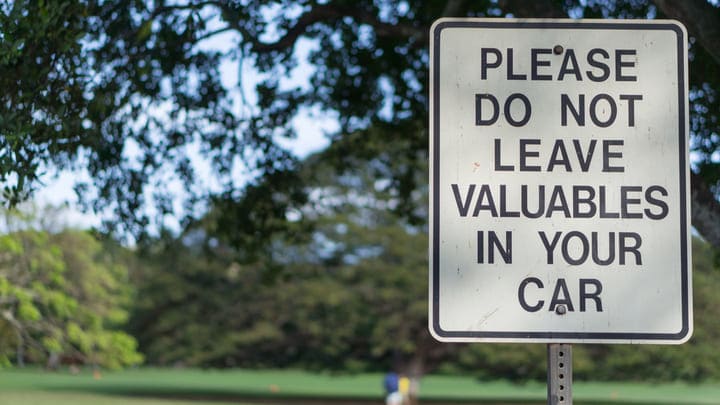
[131,149,458,376]
[1,0,719,248]
[260,153,444,376]
[128,227,248,367]
[132,146,720,381]
[0,209,143,369]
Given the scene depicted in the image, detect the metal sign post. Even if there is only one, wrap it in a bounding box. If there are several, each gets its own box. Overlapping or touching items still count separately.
[428,17,692,404]
[547,344,572,405]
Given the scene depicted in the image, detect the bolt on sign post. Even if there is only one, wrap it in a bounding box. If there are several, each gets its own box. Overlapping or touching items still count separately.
[429,18,692,404]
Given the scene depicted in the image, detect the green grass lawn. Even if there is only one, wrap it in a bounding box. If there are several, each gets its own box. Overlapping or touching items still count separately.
[0,368,718,404]
[0,391,249,405]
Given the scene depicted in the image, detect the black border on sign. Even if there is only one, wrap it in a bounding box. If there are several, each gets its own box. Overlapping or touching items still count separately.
[430,20,690,342]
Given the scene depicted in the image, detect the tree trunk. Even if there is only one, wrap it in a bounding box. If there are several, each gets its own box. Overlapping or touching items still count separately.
[15,330,24,368]
[398,355,425,405]
[46,352,60,370]
[691,172,720,249]
[653,0,720,66]
[651,1,720,251]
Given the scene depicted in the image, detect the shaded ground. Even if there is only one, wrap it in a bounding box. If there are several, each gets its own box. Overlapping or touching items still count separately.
[1,368,718,405]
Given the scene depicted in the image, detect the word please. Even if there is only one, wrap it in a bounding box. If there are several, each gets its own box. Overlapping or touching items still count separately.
[480,47,638,82]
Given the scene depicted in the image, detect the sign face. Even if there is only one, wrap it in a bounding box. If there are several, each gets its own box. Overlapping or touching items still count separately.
[429,19,692,344]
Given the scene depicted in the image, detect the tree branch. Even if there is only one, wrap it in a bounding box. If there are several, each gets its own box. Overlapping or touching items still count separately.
[195,27,234,43]
[224,4,424,54]
[441,0,469,17]
[152,1,220,16]
[497,0,567,18]
[253,5,340,53]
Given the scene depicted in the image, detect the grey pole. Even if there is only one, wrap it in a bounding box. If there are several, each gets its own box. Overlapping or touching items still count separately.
[547,343,572,405]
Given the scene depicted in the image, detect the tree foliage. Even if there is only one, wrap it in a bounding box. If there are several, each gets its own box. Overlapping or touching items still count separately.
[130,151,445,373]
[0,209,142,369]
[3,0,720,382]
[1,0,719,247]
[0,1,90,204]
[130,149,720,381]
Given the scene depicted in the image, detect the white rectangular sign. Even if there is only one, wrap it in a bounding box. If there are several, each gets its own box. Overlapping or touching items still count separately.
[429,19,692,344]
